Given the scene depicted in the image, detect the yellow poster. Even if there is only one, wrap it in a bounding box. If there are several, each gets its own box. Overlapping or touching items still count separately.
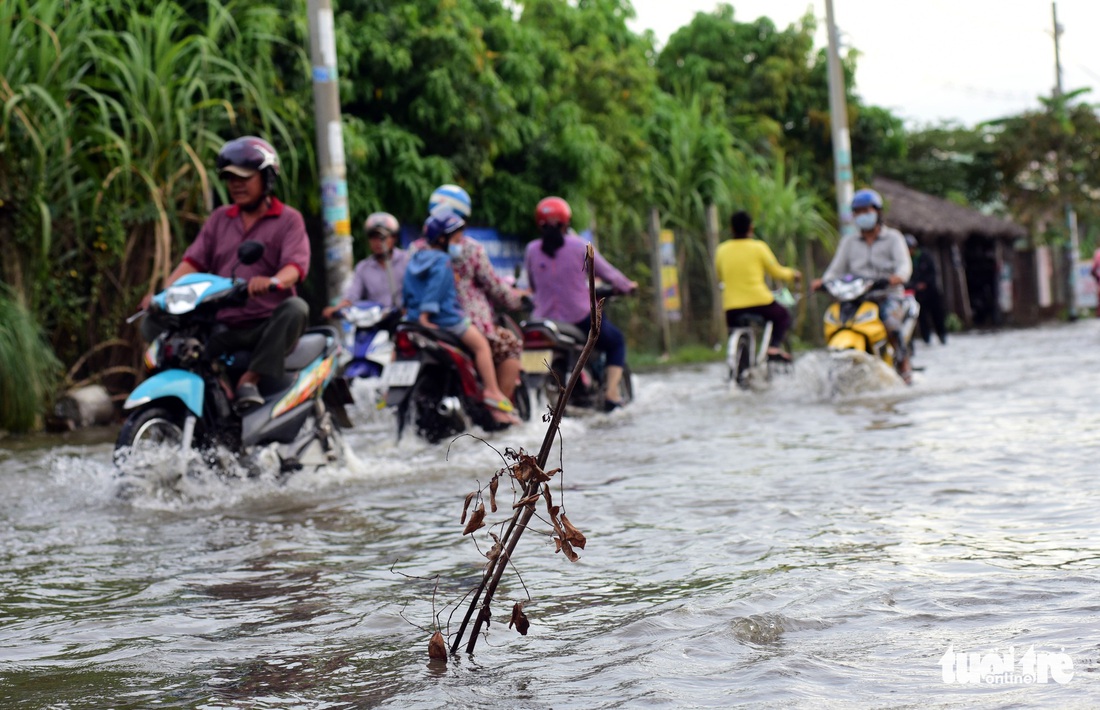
[658,229,681,321]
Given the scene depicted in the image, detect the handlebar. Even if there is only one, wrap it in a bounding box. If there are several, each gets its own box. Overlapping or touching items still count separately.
[594,284,634,299]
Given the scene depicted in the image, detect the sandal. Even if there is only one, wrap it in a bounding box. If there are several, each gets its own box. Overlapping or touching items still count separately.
[482,396,516,414]
[488,408,521,426]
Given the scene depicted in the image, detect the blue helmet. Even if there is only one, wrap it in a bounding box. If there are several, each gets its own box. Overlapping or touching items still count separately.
[851,188,883,211]
[428,184,472,219]
[424,206,466,245]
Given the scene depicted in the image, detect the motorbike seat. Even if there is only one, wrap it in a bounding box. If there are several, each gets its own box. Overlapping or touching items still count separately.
[285,326,338,371]
[525,319,587,345]
[728,313,768,329]
[397,322,474,356]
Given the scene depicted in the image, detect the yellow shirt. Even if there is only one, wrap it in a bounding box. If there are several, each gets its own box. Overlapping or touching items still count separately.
[714,238,796,310]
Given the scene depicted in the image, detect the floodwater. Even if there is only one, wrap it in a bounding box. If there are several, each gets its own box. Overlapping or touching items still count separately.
[2,321,1100,709]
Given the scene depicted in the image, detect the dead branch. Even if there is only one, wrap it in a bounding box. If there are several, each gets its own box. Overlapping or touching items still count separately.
[449,245,602,655]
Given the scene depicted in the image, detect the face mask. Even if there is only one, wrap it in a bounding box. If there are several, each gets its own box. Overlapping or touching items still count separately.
[853,212,878,231]
[447,243,464,260]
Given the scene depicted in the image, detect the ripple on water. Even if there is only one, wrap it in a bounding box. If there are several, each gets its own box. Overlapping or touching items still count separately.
[3,324,1100,707]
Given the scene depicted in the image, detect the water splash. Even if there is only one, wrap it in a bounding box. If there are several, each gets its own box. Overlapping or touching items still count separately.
[786,350,903,401]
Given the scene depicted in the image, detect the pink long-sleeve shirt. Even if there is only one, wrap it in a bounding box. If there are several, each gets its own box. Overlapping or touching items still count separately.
[523,232,633,323]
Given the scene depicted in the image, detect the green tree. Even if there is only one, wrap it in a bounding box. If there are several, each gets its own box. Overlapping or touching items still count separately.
[986,90,1100,249]
[878,122,1001,206]
[654,4,906,214]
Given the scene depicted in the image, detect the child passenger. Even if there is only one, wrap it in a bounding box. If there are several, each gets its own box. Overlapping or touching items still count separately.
[402,207,519,426]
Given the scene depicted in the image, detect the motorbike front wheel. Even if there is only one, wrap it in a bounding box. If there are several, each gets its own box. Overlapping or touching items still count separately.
[615,364,635,404]
[113,405,195,496]
[116,405,186,454]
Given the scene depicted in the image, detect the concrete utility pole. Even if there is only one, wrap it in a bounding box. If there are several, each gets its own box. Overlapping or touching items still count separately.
[704,204,725,346]
[307,0,353,305]
[648,207,671,357]
[1052,1,1080,318]
[824,0,855,239]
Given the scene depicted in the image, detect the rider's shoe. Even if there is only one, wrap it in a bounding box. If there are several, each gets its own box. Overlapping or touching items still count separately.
[235,382,264,410]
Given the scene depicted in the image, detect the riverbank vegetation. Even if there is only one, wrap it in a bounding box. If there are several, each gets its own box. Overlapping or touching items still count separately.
[0,287,61,433]
[2,0,1097,431]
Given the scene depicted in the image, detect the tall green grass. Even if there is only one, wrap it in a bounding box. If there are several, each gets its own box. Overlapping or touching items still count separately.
[0,287,61,433]
[0,0,313,425]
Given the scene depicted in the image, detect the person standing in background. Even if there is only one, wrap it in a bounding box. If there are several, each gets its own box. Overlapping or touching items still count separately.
[906,234,947,345]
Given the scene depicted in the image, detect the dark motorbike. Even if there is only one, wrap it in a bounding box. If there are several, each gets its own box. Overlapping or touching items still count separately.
[115,241,353,494]
[520,285,633,413]
[384,320,532,443]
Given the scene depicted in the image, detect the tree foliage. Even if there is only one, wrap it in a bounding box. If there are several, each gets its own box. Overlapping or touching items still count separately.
[883,90,1100,252]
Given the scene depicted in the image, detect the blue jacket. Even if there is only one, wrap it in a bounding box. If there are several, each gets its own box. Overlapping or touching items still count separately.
[402,249,465,328]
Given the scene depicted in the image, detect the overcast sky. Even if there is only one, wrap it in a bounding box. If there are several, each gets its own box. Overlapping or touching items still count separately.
[628,0,1100,127]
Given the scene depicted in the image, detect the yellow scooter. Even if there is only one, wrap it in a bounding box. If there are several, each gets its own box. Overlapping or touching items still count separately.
[821,276,918,379]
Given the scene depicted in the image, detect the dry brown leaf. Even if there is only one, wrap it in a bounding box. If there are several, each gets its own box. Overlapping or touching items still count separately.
[542,484,554,516]
[558,538,579,562]
[511,453,559,484]
[485,532,502,563]
[512,493,541,509]
[462,503,486,535]
[509,603,530,635]
[489,476,499,512]
[460,491,476,524]
[560,513,587,550]
[511,454,539,483]
[428,630,447,659]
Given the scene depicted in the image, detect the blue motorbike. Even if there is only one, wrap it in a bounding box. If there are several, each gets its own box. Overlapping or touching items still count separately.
[337,300,403,379]
[115,241,353,493]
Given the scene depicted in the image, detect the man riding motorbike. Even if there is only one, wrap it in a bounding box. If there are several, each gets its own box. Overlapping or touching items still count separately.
[812,187,914,382]
[139,136,311,409]
[523,196,637,411]
[322,211,408,316]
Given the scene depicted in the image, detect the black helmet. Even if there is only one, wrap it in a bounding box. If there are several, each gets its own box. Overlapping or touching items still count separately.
[216,136,281,194]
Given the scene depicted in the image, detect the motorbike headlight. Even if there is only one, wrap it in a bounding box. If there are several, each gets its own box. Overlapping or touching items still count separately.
[854,310,878,324]
[163,282,212,314]
[348,305,384,328]
[826,279,871,302]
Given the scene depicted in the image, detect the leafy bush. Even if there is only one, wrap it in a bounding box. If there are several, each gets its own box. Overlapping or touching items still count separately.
[0,287,61,433]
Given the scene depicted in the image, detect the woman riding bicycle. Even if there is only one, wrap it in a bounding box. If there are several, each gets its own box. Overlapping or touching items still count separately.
[714,210,801,361]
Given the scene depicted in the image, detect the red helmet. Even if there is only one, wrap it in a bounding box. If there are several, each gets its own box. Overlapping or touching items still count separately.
[535,196,571,228]
[216,136,281,193]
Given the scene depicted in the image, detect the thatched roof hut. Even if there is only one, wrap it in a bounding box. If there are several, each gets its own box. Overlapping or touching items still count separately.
[872,177,1026,242]
[868,177,1038,328]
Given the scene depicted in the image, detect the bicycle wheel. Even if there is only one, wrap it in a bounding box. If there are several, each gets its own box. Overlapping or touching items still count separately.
[732,334,752,389]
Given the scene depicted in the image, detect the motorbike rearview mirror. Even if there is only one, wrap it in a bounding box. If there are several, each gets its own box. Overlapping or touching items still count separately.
[237,240,265,265]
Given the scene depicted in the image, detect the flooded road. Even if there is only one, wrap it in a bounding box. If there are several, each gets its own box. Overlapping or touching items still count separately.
[2,321,1099,708]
